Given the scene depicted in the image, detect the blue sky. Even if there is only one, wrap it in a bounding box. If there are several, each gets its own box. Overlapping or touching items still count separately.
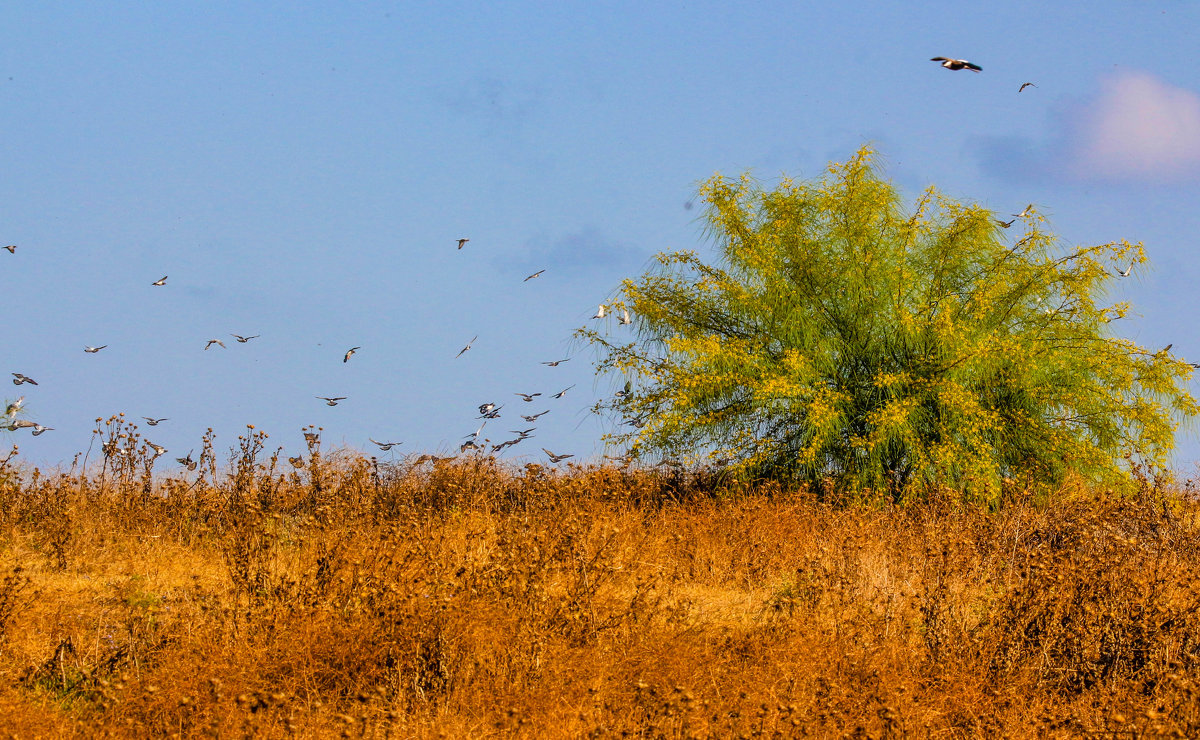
[3,1,1200,470]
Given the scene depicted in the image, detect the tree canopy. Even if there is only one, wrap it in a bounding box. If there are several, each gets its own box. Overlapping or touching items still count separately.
[581,148,1198,502]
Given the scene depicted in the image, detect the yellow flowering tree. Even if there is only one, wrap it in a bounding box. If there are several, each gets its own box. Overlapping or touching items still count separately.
[580,148,1197,501]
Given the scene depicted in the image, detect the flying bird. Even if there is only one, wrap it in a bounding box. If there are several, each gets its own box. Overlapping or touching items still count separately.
[343,346,361,363]
[524,269,546,282]
[205,339,226,350]
[151,276,168,286]
[478,402,497,415]
[615,380,633,398]
[231,334,260,343]
[369,438,402,451]
[618,308,632,325]
[1014,204,1034,218]
[2,246,14,254]
[146,441,167,457]
[6,419,36,430]
[522,410,550,422]
[552,384,575,399]
[177,451,197,470]
[1115,262,1135,277]
[995,218,1016,228]
[541,359,570,367]
[303,431,320,445]
[84,345,107,353]
[317,396,346,406]
[457,238,469,249]
[11,373,36,386]
[456,335,478,358]
[514,392,542,402]
[543,448,574,463]
[931,57,982,72]
[592,304,607,319]
[1019,82,1037,92]
[289,455,304,468]
[143,417,168,426]
[31,424,53,436]
[5,397,24,417]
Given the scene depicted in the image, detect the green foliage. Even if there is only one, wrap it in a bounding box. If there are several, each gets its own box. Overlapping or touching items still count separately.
[580,148,1198,502]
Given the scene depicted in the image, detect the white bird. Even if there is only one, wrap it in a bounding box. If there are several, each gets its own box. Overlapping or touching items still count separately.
[1116,262,1135,278]
[31,424,53,436]
[524,269,546,282]
[143,417,168,426]
[343,346,361,363]
[552,384,575,399]
[456,335,478,358]
[205,339,226,350]
[618,308,632,325]
[592,304,607,319]
[84,345,107,353]
[5,396,24,417]
[543,448,574,463]
[147,441,167,456]
[11,373,37,386]
[457,238,469,250]
[931,56,982,72]
[1013,204,1033,218]
[151,276,168,286]
[317,396,346,406]
[231,334,260,343]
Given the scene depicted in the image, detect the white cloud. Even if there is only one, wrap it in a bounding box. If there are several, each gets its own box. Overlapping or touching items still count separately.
[1069,71,1200,181]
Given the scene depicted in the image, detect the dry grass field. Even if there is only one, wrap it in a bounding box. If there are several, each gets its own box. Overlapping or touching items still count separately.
[2,421,1200,737]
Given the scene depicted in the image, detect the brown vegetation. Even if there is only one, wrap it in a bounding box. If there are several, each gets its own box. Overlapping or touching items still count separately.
[2,419,1200,737]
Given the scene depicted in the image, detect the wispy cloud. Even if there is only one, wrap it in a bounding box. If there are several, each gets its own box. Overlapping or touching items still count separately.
[506,226,647,278]
[1068,71,1200,181]
[975,71,1200,184]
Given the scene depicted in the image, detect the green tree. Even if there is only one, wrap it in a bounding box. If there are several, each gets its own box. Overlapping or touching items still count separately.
[581,148,1197,502]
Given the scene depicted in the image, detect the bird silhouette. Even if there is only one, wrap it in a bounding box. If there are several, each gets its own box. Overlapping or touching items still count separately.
[231,334,260,343]
[522,410,549,422]
[524,269,546,281]
[543,448,574,463]
[457,335,478,358]
[995,218,1016,228]
[151,276,168,286]
[514,392,542,402]
[84,345,107,353]
[552,384,575,399]
[541,359,570,367]
[369,438,402,450]
[343,346,361,363]
[205,339,226,350]
[931,57,982,72]
[2,246,14,254]
[457,238,469,249]
[1019,82,1037,92]
[143,417,168,426]
[317,396,346,406]
[11,373,36,386]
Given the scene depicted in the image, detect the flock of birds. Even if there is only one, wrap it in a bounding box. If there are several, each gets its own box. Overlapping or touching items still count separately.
[9,56,1165,470]
[1,236,636,469]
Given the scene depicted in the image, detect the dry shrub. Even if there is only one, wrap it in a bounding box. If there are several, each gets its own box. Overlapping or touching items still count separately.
[0,427,1198,737]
